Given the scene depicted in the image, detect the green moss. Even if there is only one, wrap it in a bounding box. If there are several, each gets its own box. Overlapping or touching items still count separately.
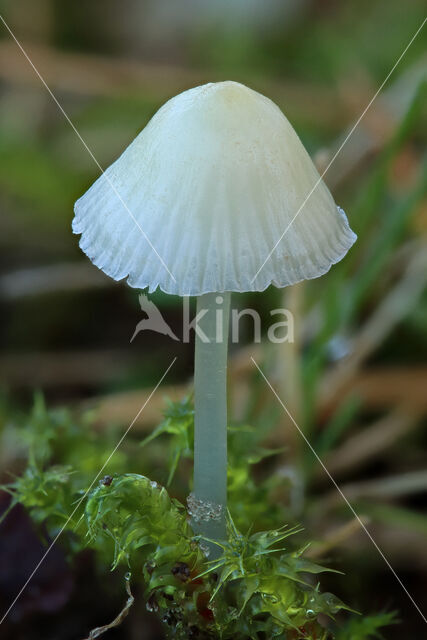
[1,397,396,639]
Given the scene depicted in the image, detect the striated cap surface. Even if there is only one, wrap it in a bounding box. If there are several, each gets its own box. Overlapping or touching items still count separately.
[73,81,356,295]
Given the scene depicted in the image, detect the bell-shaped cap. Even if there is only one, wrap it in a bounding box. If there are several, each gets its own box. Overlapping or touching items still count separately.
[73,81,356,295]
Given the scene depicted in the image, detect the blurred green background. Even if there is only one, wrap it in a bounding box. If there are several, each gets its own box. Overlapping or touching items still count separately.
[0,1,426,638]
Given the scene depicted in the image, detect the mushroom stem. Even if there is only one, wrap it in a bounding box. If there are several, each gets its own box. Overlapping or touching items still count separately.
[192,291,230,550]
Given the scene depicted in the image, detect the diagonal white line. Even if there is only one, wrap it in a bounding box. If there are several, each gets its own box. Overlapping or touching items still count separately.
[251,16,427,284]
[0,14,176,284]
[251,356,427,625]
[0,357,177,625]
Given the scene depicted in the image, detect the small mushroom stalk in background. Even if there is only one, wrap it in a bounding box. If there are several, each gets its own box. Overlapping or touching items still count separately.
[73,81,356,551]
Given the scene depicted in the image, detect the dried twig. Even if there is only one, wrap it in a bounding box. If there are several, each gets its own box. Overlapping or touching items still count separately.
[0,350,138,387]
[348,366,427,412]
[78,362,427,432]
[319,408,420,479]
[305,516,370,559]
[86,384,187,431]
[0,40,342,125]
[321,470,427,509]
[319,246,427,412]
[82,576,134,640]
[0,262,109,300]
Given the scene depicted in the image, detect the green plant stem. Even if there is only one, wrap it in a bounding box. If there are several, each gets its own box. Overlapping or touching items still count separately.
[192,291,230,548]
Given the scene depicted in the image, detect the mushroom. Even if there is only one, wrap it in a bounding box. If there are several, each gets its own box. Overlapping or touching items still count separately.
[73,81,356,550]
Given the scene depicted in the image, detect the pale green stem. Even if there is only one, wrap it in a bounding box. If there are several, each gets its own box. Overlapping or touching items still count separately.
[192,291,230,551]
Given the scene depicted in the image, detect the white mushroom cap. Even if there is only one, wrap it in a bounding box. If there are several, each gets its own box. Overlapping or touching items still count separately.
[73,81,356,296]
